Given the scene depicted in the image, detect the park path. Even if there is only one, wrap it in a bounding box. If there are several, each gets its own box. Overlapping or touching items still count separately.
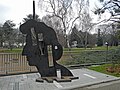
[0,68,119,90]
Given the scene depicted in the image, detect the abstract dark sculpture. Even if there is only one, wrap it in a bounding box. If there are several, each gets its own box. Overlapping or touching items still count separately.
[20,19,73,77]
[19,1,78,83]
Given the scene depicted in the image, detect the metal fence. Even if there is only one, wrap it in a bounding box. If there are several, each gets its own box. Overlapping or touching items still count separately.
[0,50,111,75]
[58,50,109,66]
[0,53,37,75]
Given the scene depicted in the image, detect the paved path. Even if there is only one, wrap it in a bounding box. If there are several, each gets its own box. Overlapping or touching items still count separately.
[0,68,119,90]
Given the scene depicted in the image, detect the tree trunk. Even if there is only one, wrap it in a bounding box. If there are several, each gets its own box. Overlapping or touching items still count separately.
[64,34,68,48]
[0,41,3,47]
[84,32,88,49]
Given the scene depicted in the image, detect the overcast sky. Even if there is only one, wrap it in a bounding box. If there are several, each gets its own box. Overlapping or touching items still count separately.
[0,0,103,27]
[0,0,42,25]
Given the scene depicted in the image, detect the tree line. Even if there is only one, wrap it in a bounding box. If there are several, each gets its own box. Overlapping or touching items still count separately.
[0,0,120,49]
[0,17,119,50]
[0,20,24,50]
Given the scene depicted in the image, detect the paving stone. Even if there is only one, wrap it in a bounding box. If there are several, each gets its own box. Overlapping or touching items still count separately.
[0,68,119,90]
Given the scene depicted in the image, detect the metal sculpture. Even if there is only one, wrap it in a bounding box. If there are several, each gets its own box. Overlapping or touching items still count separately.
[19,1,78,83]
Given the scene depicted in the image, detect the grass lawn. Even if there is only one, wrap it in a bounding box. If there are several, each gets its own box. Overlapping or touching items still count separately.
[88,64,120,77]
[0,46,119,53]
[0,48,23,53]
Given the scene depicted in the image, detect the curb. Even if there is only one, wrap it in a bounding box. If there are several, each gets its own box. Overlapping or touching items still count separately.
[59,78,120,90]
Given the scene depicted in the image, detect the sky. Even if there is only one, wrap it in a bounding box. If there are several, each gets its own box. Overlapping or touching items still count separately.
[0,0,108,28]
[0,0,43,26]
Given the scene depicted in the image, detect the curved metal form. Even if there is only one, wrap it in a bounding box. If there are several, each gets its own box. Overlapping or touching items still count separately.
[20,19,73,77]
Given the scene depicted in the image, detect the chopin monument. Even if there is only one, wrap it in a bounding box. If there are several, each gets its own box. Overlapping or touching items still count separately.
[20,1,78,83]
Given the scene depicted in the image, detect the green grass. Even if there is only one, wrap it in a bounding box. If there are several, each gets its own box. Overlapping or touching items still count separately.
[0,48,23,53]
[89,64,120,77]
[0,46,119,53]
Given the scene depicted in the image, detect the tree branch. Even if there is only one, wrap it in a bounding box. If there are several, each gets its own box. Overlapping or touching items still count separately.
[66,0,73,9]
[49,0,56,14]
[112,2,120,8]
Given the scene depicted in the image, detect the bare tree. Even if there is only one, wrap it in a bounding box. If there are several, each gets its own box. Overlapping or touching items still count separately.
[97,23,119,46]
[38,0,90,47]
[94,0,120,23]
[71,1,93,48]
[42,15,66,46]
[79,9,93,48]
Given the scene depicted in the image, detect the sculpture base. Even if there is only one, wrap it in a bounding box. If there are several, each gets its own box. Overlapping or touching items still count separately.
[36,76,79,83]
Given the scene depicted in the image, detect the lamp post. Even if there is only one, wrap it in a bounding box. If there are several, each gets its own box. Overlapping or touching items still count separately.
[105,42,108,63]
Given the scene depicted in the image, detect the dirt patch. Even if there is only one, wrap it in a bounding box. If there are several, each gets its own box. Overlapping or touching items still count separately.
[106,65,120,74]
